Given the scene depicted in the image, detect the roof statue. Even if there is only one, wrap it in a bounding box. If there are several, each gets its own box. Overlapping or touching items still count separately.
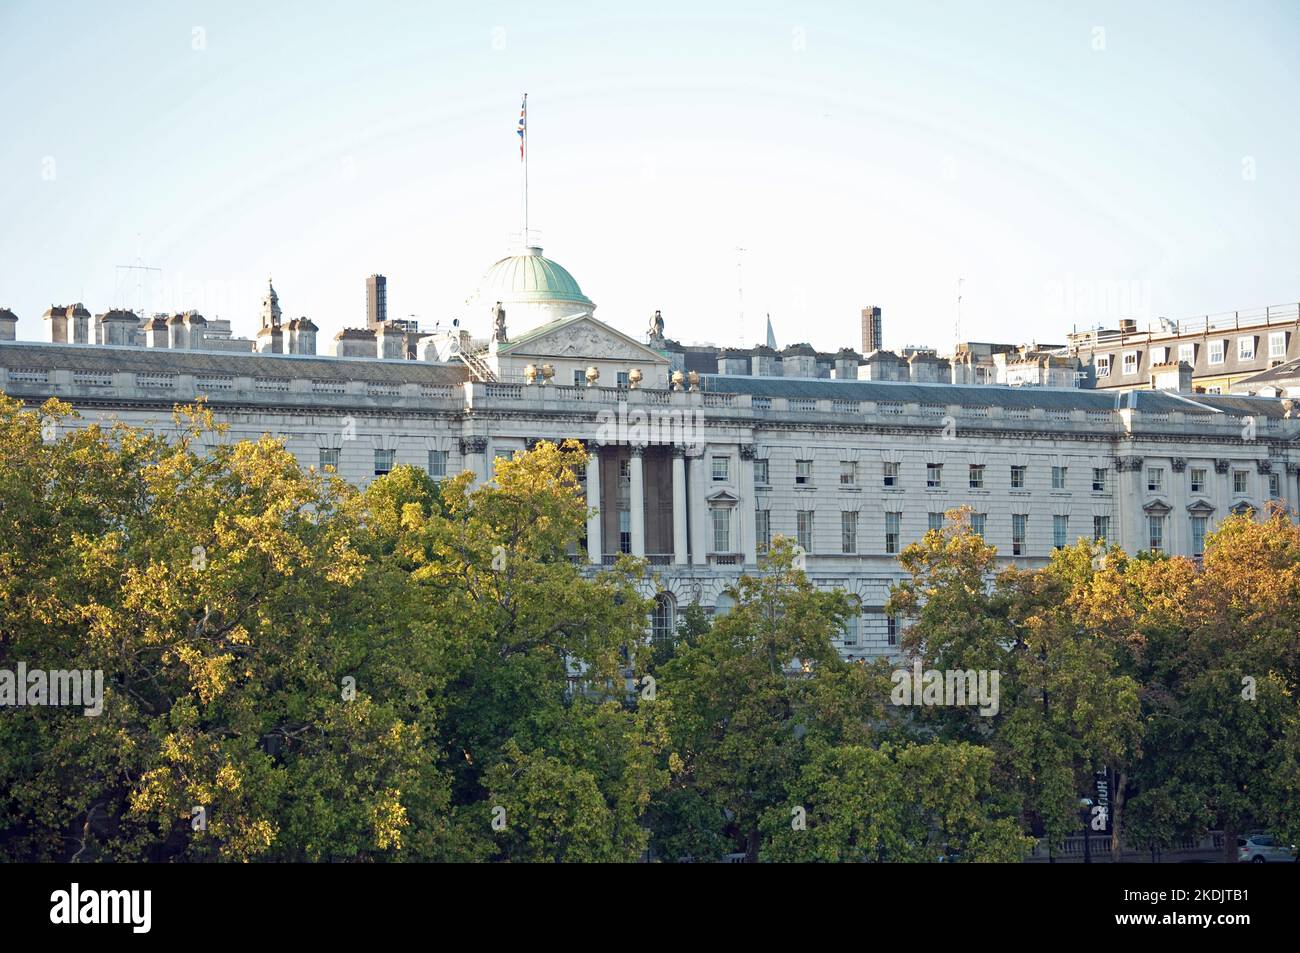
[491,301,508,343]
[648,309,665,346]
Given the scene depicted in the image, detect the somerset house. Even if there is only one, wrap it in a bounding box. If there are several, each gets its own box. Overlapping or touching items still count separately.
[2,244,1296,659]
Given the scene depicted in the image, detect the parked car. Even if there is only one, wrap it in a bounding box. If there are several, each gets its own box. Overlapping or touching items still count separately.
[1237,834,1296,863]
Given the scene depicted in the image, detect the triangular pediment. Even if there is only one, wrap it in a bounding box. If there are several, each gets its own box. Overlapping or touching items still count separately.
[706,489,741,506]
[499,314,669,364]
[1186,498,1216,515]
[1142,498,1173,515]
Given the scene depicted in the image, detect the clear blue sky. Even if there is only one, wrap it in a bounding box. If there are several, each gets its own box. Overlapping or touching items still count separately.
[2,0,1298,352]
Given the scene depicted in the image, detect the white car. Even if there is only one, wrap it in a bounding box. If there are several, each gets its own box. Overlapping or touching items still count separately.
[1237,834,1296,863]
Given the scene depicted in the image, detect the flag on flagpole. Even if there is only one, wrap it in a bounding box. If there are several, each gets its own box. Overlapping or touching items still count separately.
[517,96,526,161]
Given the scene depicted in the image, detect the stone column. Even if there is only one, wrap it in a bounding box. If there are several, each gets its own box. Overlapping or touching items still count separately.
[672,447,688,565]
[1114,456,1145,555]
[1288,463,1300,522]
[1215,458,1231,532]
[689,450,709,566]
[460,436,488,487]
[629,444,646,558]
[1170,457,1188,555]
[739,444,757,565]
[586,443,603,565]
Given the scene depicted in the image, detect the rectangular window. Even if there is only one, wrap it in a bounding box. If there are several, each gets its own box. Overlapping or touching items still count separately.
[1208,340,1225,365]
[1093,515,1110,543]
[969,464,985,489]
[926,463,942,487]
[1191,515,1207,557]
[1233,470,1249,495]
[887,615,898,646]
[971,513,986,538]
[928,512,944,533]
[1269,331,1287,359]
[756,509,771,552]
[617,509,631,553]
[796,459,813,486]
[1052,465,1067,490]
[754,459,769,485]
[1179,343,1195,365]
[1150,346,1167,365]
[797,510,814,551]
[1238,336,1255,361]
[711,508,731,552]
[1053,514,1069,549]
[1148,514,1165,553]
[427,449,448,479]
[1190,467,1206,493]
[1096,355,1111,378]
[1269,472,1281,499]
[841,511,858,554]
[319,448,340,471]
[1122,351,1138,374]
[574,369,586,386]
[712,456,729,482]
[1011,465,1027,489]
[1147,467,1164,492]
[374,448,395,476]
[884,511,900,555]
[1012,514,1027,556]
[616,371,630,388]
[882,461,899,487]
[840,460,857,485]
[1092,467,1107,492]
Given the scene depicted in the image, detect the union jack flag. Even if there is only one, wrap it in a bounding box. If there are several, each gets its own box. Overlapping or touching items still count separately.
[516,96,526,161]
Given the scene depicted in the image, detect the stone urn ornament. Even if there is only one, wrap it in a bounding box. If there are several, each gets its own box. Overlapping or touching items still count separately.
[687,370,700,392]
[585,365,600,387]
[524,363,538,384]
[628,368,643,390]
[540,363,555,383]
[671,369,686,392]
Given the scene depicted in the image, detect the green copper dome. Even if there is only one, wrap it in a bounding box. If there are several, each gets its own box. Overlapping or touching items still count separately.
[473,246,595,312]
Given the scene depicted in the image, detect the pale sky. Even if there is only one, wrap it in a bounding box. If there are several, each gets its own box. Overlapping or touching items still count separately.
[2,0,1298,353]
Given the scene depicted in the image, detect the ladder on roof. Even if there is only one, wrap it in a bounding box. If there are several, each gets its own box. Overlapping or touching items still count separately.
[457,348,498,383]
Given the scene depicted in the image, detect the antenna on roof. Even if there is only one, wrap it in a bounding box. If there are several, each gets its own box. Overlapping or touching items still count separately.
[735,247,747,346]
[956,277,964,345]
[115,233,161,316]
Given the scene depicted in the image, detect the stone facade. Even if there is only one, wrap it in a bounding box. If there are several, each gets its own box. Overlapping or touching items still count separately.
[4,315,1297,661]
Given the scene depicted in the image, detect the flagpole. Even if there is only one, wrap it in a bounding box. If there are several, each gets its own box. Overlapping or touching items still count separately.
[522,93,529,248]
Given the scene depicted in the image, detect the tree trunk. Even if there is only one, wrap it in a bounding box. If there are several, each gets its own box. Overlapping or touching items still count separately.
[1110,770,1127,863]
[745,827,761,863]
[1222,820,1239,865]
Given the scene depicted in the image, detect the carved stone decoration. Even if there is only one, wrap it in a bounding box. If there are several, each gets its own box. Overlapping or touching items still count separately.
[1113,456,1144,472]
[1215,459,1231,474]
[540,363,555,383]
[524,363,538,384]
[671,445,688,458]
[1284,399,1297,419]
[522,318,662,361]
[585,365,600,387]
[670,369,686,392]
[648,310,665,344]
[1256,459,1273,474]
[1170,457,1188,473]
[739,444,758,460]
[1288,463,1300,477]
[628,368,643,390]
[629,444,646,457]
[687,370,701,392]
[459,436,488,455]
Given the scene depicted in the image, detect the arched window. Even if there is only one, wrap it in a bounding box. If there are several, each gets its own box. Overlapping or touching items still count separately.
[651,593,676,644]
[713,593,735,617]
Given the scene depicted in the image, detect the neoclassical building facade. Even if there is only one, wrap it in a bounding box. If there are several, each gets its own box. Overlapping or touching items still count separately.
[3,248,1298,659]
